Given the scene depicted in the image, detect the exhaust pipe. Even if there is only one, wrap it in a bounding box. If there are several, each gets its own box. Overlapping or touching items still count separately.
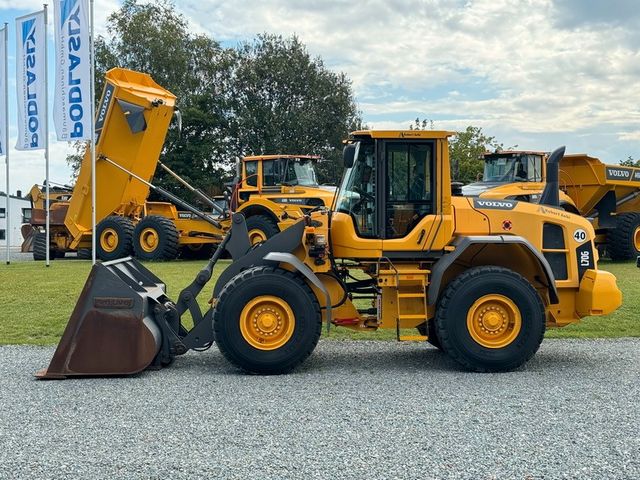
[539,146,565,207]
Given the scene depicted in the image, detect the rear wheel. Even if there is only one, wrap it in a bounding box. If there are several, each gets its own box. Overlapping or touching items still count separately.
[77,248,92,260]
[133,216,179,261]
[96,216,134,261]
[435,266,545,372]
[245,215,279,245]
[607,212,640,260]
[33,232,50,261]
[213,266,321,374]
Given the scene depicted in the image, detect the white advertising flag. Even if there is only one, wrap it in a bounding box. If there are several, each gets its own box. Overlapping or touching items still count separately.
[15,11,46,151]
[0,25,7,157]
[53,0,91,141]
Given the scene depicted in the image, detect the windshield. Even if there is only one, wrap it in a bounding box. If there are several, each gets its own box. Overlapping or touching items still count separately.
[283,158,318,186]
[482,154,543,183]
[335,140,377,237]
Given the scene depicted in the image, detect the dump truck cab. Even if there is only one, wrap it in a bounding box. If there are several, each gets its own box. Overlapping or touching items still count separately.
[233,155,336,244]
[462,151,546,197]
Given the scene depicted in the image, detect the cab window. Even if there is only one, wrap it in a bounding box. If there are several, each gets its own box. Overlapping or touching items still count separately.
[263,160,282,187]
[245,161,258,187]
[385,143,433,238]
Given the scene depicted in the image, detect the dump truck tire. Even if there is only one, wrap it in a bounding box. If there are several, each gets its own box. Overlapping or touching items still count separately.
[77,248,92,260]
[33,232,50,261]
[607,212,640,261]
[435,266,545,372]
[133,216,179,261]
[96,216,134,261]
[245,215,279,245]
[213,266,322,374]
[417,321,442,350]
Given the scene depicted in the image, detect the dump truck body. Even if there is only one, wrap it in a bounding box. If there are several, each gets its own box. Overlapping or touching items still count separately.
[38,130,623,379]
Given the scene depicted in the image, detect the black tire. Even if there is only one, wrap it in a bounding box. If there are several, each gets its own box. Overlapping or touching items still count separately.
[77,248,92,260]
[54,250,66,259]
[180,243,214,260]
[245,215,279,245]
[435,266,545,372]
[132,216,179,261]
[32,232,50,261]
[417,320,442,350]
[96,216,134,261]
[607,212,640,261]
[213,266,322,374]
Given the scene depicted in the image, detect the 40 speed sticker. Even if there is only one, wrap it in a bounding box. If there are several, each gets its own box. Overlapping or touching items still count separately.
[573,228,587,242]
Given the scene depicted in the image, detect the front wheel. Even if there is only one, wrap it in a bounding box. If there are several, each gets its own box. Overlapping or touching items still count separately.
[435,266,545,372]
[213,266,322,374]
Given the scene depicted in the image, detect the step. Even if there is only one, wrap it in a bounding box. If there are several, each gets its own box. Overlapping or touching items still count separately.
[397,314,427,320]
[397,293,424,299]
[398,335,428,342]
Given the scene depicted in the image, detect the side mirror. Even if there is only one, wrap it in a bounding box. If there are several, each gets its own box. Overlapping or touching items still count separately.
[343,144,356,168]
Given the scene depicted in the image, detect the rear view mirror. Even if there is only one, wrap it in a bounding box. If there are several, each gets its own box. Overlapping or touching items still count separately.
[343,144,356,168]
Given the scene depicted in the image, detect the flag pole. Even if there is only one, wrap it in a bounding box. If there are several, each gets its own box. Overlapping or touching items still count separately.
[43,4,50,267]
[90,0,96,264]
[4,23,9,265]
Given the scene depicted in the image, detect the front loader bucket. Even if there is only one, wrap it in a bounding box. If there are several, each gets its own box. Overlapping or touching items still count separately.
[36,258,167,379]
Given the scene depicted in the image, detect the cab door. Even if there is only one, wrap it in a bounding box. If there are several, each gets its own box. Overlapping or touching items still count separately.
[380,140,450,254]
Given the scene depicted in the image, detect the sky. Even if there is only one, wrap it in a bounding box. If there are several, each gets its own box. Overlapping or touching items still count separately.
[0,0,639,194]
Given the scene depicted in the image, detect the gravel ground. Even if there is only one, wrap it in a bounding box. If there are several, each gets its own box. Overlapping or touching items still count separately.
[0,339,638,479]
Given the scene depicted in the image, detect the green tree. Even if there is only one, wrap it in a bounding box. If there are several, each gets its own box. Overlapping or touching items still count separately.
[449,126,508,183]
[620,156,639,167]
[230,34,361,185]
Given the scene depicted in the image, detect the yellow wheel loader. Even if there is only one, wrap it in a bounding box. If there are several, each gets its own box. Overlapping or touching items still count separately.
[37,130,623,378]
[463,150,640,260]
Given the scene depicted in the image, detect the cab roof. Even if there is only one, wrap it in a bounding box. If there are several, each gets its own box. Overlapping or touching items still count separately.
[350,130,454,140]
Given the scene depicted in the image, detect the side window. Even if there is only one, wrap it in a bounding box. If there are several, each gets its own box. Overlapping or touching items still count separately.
[263,160,281,187]
[385,143,433,238]
[245,161,258,187]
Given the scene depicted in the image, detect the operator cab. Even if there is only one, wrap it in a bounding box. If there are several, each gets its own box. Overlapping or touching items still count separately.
[461,151,546,197]
[336,131,449,241]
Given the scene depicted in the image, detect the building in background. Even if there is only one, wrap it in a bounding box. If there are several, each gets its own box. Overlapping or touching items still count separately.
[0,191,30,247]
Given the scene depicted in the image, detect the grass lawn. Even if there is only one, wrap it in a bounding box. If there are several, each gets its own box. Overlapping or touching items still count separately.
[0,258,637,345]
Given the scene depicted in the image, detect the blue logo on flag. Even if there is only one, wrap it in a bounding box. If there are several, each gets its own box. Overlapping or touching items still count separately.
[21,18,35,45]
[61,0,79,27]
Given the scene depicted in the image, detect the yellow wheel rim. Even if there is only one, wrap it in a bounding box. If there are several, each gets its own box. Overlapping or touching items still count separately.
[139,227,159,253]
[240,295,295,350]
[634,226,640,251]
[248,228,267,245]
[466,294,521,349]
[100,228,119,253]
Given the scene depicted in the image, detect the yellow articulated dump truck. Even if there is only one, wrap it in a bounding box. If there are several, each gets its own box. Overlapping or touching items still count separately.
[30,68,335,261]
[37,130,623,379]
[463,150,640,260]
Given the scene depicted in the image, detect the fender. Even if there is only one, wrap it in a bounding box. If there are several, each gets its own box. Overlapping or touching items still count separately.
[428,235,559,306]
[263,252,332,331]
